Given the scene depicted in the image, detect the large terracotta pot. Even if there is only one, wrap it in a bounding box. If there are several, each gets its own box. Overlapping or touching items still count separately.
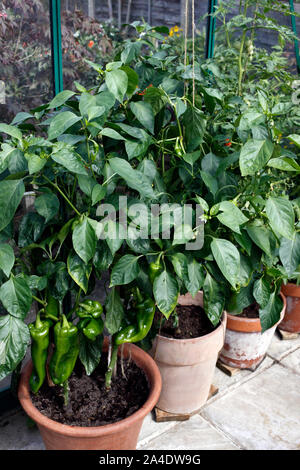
[219,293,286,370]
[151,291,227,415]
[18,341,162,450]
[280,283,300,333]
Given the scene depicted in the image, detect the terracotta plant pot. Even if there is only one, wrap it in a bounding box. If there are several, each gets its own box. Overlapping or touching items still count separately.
[18,341,162,450]
[280,283,300,333]
[150,291,227,415]
[219,293,286,370]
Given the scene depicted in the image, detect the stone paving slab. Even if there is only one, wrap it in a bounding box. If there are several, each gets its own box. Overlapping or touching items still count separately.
[201,363,300,450]
[0,410,44,450]
[137,412,178,448]
[281,348,300,375]
[267,330,300,361]
[140,414,240,450]
[211,356,274,402]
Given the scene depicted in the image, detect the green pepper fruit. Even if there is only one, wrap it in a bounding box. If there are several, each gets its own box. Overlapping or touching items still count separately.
[78,300,103,319]
[115,297,156,345]
[175,136,184,157]
[78,317,104,341]
[44,294,59,321]
[29,312,50,394]
[83,318,104,341]
[149,261,163,284]
[49,315,79,385]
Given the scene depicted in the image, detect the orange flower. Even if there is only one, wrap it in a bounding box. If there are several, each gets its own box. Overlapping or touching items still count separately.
[88,40,94,48]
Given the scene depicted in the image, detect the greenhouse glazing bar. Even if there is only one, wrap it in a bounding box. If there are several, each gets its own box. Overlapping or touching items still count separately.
[206,0,218,59]
[50,0,64,96]
[289,0,300,74]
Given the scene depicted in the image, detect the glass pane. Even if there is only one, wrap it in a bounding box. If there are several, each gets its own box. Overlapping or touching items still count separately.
[60,0,208,91]
[214,1,299,76]
[0,0,53,123]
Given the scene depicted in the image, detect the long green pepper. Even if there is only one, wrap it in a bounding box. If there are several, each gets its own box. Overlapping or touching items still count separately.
[49,315,79,385]
[29,312,51,393]
[115,297,156,345]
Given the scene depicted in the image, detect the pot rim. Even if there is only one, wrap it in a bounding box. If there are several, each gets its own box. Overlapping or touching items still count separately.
[18,342,162,438]
[156,311,227,343]
[281,282,300,298]
[226,292,286,333]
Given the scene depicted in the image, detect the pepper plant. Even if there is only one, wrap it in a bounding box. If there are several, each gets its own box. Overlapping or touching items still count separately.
[0,60,170,396]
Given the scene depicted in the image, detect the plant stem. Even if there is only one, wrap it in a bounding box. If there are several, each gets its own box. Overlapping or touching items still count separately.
[105,342,119,390]
[63,380,69,407]
[238,1,249,96]
[43,176,81,216]
[32,295,46,307]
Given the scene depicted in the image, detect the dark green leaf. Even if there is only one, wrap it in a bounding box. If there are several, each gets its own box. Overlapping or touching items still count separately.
[0,179,25,232]
[203,272,225,326]
[18,213,45,248]
[67,251,92,293]
[109,157,155,199]
[105,287,124,335]
[259,291,283,332]
[105,70,128,102]
[211,238,240,288]
[48,112,82,140]
[279,233,300,277]
[0,243,15,278]
[48,90,76,109]
[183,106,206,151]
[79,333,103,376]
[110,254,140,286]
[0,276,32,319]
[34,192,59,223]
[239,139,274,176]
[72,217,97,264]
[130,101,155,134]
[51,144,87,176]
[153,270,179,319]
[265,197,295,240]
[0,315,30,381]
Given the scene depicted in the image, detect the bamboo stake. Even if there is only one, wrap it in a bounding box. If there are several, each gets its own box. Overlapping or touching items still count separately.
[88,0,95,18]
[118,0,122,28]
[148,0,152,24]
[108,0,113,20]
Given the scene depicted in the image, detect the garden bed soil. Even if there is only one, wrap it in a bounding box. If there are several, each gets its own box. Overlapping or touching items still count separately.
[31,353,149,427]
[237,302,260,319]
[156,304,218,339]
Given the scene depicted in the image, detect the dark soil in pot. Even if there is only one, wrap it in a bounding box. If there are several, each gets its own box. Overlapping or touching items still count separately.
[155,304,218,339]
[237,302,260,318]
[30,353,149,427]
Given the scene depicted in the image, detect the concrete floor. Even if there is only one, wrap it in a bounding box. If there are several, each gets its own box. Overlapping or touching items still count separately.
[1,331,300,450]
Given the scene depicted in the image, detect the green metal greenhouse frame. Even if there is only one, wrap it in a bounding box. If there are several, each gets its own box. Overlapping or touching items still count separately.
[48,0,299,97]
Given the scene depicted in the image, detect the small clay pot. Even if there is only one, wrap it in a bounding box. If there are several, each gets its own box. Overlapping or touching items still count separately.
[151,291,227,415]
[280,283,300,333]
[18,341,162,450]
[219,293,286,370]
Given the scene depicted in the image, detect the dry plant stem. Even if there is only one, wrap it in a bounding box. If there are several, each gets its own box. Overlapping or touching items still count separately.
[105,343,119,389]
[121,344,127,379]
[63,380,69,408]
[242,1,258,83]
[238,0,249,95]
[107,337,112,369]
[127,345,132,366]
